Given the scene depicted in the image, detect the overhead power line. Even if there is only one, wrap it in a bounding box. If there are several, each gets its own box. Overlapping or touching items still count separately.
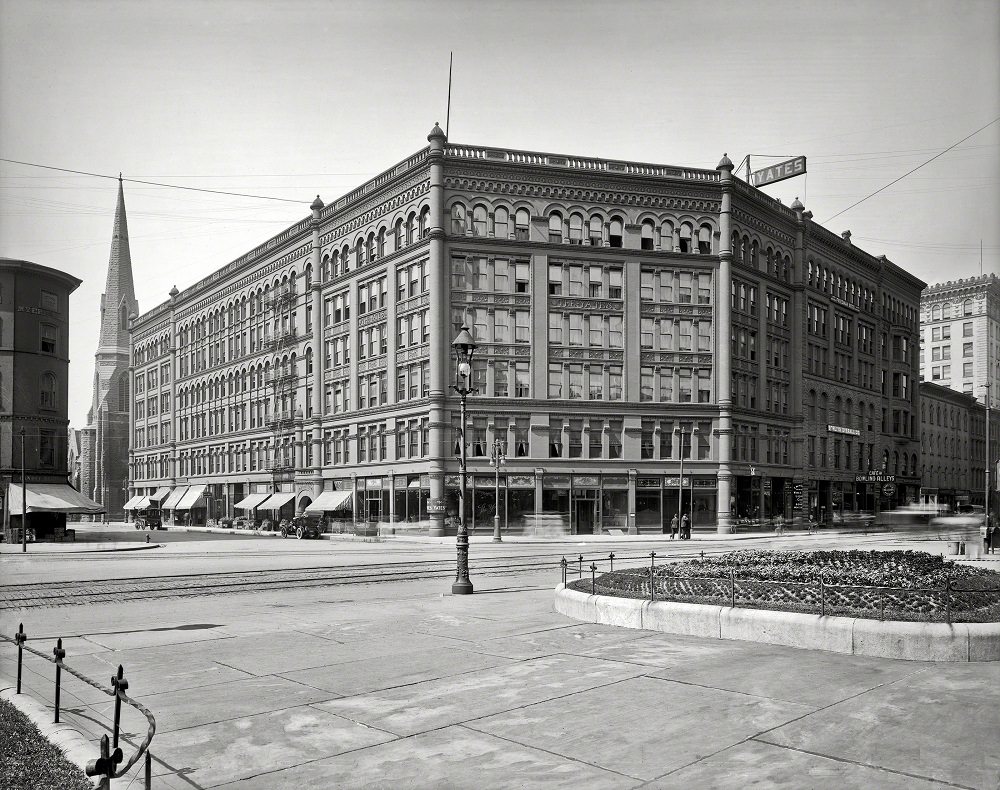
[822,117,1000,223]
[0,158,309,204]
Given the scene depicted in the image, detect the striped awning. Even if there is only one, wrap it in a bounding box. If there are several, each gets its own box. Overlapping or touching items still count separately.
[175,485,207,510]
[148,487,172,502]
[305,490,352,513]
[8,484,104,514]
[257,491,296,511]
[234,492,270,510]
[161,487,188,510]
[123,495,146,510]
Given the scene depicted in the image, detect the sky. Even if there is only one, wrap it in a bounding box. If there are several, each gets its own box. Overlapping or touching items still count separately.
[1,0,998,430]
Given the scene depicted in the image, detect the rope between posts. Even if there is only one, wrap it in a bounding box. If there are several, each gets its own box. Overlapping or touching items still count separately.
[0,632,156,778]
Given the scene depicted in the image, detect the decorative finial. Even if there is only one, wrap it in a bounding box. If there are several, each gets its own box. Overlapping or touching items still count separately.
[310,194,324,211]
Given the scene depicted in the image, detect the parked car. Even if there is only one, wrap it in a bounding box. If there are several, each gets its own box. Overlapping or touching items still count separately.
[134,509,163,530]
[279,514,323,539]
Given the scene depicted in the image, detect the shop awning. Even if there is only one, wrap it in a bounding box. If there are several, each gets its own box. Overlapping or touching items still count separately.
[305,490,353,513]
[8,484,104,514]
[148,487,171,502]
[123,495,146,510]
[257,491,296,511]
[234,492,270,510]
[175,484,207,510]
[124,496,151,510]
[161,487,188,510]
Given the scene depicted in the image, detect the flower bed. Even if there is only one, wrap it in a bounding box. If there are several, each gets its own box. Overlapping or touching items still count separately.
[567,550,1000,623]
[0,697,92,790]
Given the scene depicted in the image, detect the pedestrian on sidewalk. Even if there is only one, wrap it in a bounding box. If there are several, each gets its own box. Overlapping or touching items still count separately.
[669,514,679,539]
[681,513,690,539]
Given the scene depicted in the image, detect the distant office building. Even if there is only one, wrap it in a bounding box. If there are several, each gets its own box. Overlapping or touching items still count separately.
[128,127,923,534]
[1,258,102,539]
[80,179,138,521]
[919,380,999,510]
[920,273,1000,407]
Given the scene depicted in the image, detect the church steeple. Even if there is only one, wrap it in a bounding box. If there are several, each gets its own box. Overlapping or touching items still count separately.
[97,176,138,354]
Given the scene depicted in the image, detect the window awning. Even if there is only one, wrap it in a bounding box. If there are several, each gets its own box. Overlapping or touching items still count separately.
[175,484,207,510]
[161,487,188,510]
[234,492,270,510]
[257,491,296,510]
[305,490,353,513]
[123,495,146,510]
[148,487,172,502]
[125,496,151,510]
[8,484,104,514]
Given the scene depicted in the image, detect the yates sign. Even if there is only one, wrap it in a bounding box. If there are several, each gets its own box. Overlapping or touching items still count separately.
[751,156,806,187]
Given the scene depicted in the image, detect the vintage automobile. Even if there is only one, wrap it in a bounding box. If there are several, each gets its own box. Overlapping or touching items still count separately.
[134,508,163,530]
[278,513,326,540]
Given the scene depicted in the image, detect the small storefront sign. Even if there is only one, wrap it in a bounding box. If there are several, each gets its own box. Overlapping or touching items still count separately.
[827,424,861,436]
[426,498,447,514]
[856,473,895,484]
[882,483,897,497]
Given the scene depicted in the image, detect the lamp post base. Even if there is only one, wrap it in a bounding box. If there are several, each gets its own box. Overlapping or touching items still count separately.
[452,579,474,595]
[493,515,502,542]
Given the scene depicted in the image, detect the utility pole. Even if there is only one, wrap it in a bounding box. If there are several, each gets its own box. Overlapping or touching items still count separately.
[985,382,992,528]
[20,428,27,553]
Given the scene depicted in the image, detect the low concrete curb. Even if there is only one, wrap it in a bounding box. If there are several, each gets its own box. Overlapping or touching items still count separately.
[553,584,1000,661]
[0,676,100,787]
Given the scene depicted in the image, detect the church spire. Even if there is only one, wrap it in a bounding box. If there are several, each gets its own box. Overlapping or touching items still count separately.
[96,176,138,353]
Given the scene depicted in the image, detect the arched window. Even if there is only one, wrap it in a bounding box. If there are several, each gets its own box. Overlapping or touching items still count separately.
[406,212,417,244]
[590,215,604,246]
[472,205,488,237]
[40,372,57,409]
[548,212,563,243]
[698,224,713,254]
[609,217,624,248]
[451,203,467,235]
[515,208,530,240]
[640,220,655,250]
[750,240,759,268]
[494,207,509,239]
[660,221,673,250]
[882,449,889,471]
[931,304,940,320]
[570,213,585,245]
[377,228,386,257]
[420,206,431,238]
[942,302,951,319]
[355,239,365,267]
[393,219,403,250]
[366,233,376,262]
[963,298,974,316]
[676,223,691,253]
[808,389,816,419]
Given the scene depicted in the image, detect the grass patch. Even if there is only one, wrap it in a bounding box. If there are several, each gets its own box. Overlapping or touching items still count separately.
[0,697,93,790]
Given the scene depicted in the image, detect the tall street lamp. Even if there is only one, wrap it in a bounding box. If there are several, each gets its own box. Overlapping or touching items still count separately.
[490,437,506,543]
[452,325,478,595]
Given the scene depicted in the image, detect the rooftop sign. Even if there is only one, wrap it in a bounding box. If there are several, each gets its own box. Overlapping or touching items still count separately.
[751,156,806,187]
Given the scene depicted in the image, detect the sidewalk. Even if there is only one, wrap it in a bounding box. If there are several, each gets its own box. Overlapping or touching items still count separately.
[2,569,997,788]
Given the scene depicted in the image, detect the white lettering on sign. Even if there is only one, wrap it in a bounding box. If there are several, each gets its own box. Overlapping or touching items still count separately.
[751,156,807,188]
[827,425,861,436]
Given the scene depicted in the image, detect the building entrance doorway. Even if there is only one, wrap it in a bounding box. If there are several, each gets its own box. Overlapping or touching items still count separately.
[573,489,599,534]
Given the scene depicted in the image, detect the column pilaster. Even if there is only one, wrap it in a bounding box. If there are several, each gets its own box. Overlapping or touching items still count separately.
[716,154,735,533]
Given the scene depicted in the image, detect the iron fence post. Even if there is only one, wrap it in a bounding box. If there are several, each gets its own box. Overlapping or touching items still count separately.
[649,551,657,602]
[879,588,885,621]
[145,750,152,789]
[53,637,65,723]
[578,554,584,577]
[111,665,128,757]
[820,574,826,617]
[591,563,597,594]
[609,552,615,573]
[945,576,952,624]
[560,556,567,586]
[15,623,25,694]
[730,569,736,608]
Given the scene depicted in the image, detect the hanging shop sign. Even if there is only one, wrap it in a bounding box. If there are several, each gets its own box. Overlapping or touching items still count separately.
[856,473,895,484]
[882,483,897,497]
[827,425,861,436]
[751,156,807,187]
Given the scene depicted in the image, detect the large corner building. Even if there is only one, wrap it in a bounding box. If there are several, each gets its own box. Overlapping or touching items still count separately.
[80,179,138,520]
[128,127,924,535]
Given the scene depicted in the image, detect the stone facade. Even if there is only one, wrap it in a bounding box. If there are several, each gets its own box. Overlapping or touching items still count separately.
[128,129,924,534]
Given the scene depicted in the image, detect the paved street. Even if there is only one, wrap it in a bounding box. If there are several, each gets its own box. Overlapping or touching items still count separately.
[2,532,998,789]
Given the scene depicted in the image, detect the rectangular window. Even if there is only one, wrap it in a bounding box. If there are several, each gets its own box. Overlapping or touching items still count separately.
[659,368,674,402]
[548,312,563,344]
[640,368,654,401]
[548,364,562,398]
[40,325,57,354]
[963,321,973,337]
[588,366,603,400]
[963,342,973,357]
[964,362,973,378]
[608,366,622,401]
[514,363,530,397]
[514,310,530,343]
[548,264,563,296]
[608,268,623,299]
